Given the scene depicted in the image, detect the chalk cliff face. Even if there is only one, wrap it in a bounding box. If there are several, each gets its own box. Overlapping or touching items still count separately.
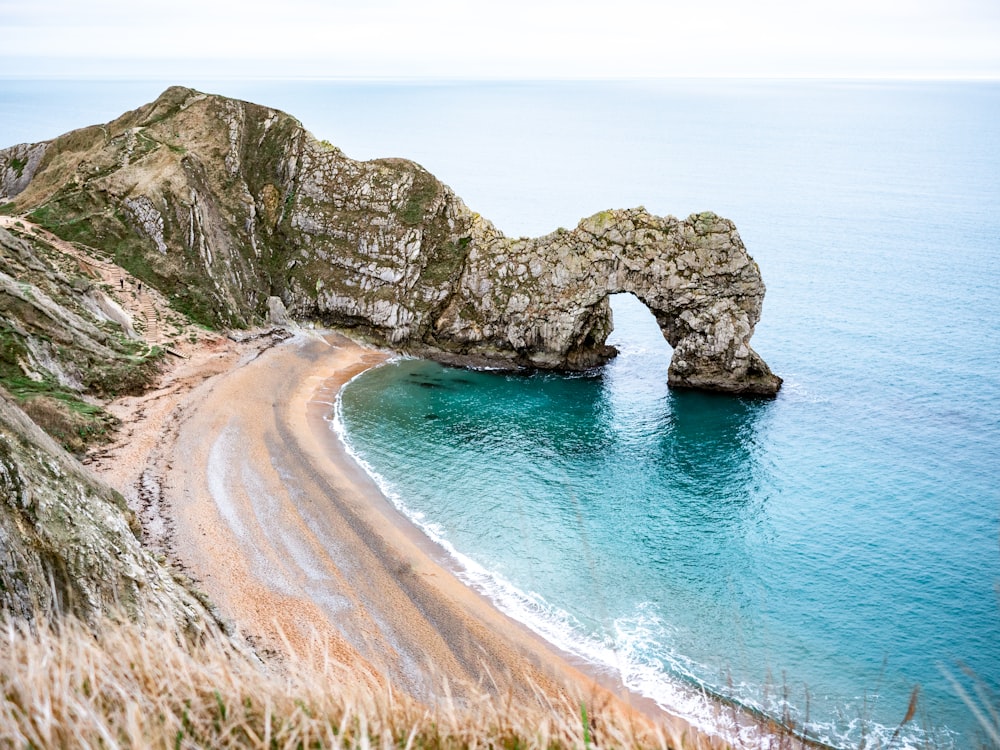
[0,86,780,394]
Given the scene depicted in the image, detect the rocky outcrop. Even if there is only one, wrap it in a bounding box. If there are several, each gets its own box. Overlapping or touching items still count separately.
[0,142,47,200]
[425,209,779,395]
[0,224,165,452]
[0,388,211,629]
[0,220,217,626]
[0,86,780,394]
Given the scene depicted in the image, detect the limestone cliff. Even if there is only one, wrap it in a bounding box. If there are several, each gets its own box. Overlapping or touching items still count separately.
[0,86,780,394]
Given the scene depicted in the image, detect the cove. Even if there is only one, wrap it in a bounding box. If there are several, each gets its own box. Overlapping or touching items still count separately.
[337,293,994,748]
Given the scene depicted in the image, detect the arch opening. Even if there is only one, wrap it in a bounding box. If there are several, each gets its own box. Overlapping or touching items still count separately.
[605,292,674,362]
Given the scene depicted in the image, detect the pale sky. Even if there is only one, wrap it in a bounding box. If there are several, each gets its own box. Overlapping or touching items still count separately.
[2,0,999,79]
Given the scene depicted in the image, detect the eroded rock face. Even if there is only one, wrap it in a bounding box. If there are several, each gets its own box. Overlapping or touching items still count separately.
[0,142,47,200]
[0,86,780,394]
[0,390,212,628]
[427,209,781,395]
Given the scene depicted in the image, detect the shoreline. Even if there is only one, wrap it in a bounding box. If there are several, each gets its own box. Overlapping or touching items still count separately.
[318,339,830,750]
[323,358,726,730]
[286,332,680,716]
[305,346,682,723]
[91,328,782,748]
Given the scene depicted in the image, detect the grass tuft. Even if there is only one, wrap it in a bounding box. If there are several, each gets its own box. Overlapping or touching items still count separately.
[0,614,734,750]
[941,664,1000,749]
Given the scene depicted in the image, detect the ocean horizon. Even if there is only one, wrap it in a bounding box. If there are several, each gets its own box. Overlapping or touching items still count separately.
[4,78,999,749]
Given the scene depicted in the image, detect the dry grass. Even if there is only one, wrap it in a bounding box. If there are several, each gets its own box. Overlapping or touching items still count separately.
[0,615,732,750]
[19,394,116,454]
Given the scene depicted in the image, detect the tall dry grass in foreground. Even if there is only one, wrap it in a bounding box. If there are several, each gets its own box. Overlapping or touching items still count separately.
[0,615,733,750]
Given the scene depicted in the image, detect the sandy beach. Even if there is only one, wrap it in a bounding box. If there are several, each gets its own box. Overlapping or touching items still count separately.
[85,327,758,746]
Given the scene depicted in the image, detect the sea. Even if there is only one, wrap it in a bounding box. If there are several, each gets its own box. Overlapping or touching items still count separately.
[2,78,998,749]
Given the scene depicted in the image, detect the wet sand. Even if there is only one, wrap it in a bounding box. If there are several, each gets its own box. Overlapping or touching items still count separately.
[92,328,739,745]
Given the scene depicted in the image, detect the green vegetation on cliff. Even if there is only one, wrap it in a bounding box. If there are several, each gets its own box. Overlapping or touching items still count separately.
[0,222,165,453]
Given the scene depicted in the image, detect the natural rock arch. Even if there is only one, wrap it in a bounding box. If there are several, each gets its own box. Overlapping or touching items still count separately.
[424,209,782,395]
[1,86,781,396]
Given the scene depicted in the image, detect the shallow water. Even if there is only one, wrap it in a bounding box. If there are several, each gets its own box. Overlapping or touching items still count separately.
[4,78,999,748]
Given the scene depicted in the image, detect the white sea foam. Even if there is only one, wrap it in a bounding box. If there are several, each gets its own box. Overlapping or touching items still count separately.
[774,379,831,404]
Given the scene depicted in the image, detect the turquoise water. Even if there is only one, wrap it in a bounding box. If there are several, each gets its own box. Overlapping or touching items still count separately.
[324,83,1000,748]
[4,79,999,748]
[338,296,998,748]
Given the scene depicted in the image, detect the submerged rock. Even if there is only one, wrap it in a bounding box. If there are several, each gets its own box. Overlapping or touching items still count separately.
[1,86,780,395]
